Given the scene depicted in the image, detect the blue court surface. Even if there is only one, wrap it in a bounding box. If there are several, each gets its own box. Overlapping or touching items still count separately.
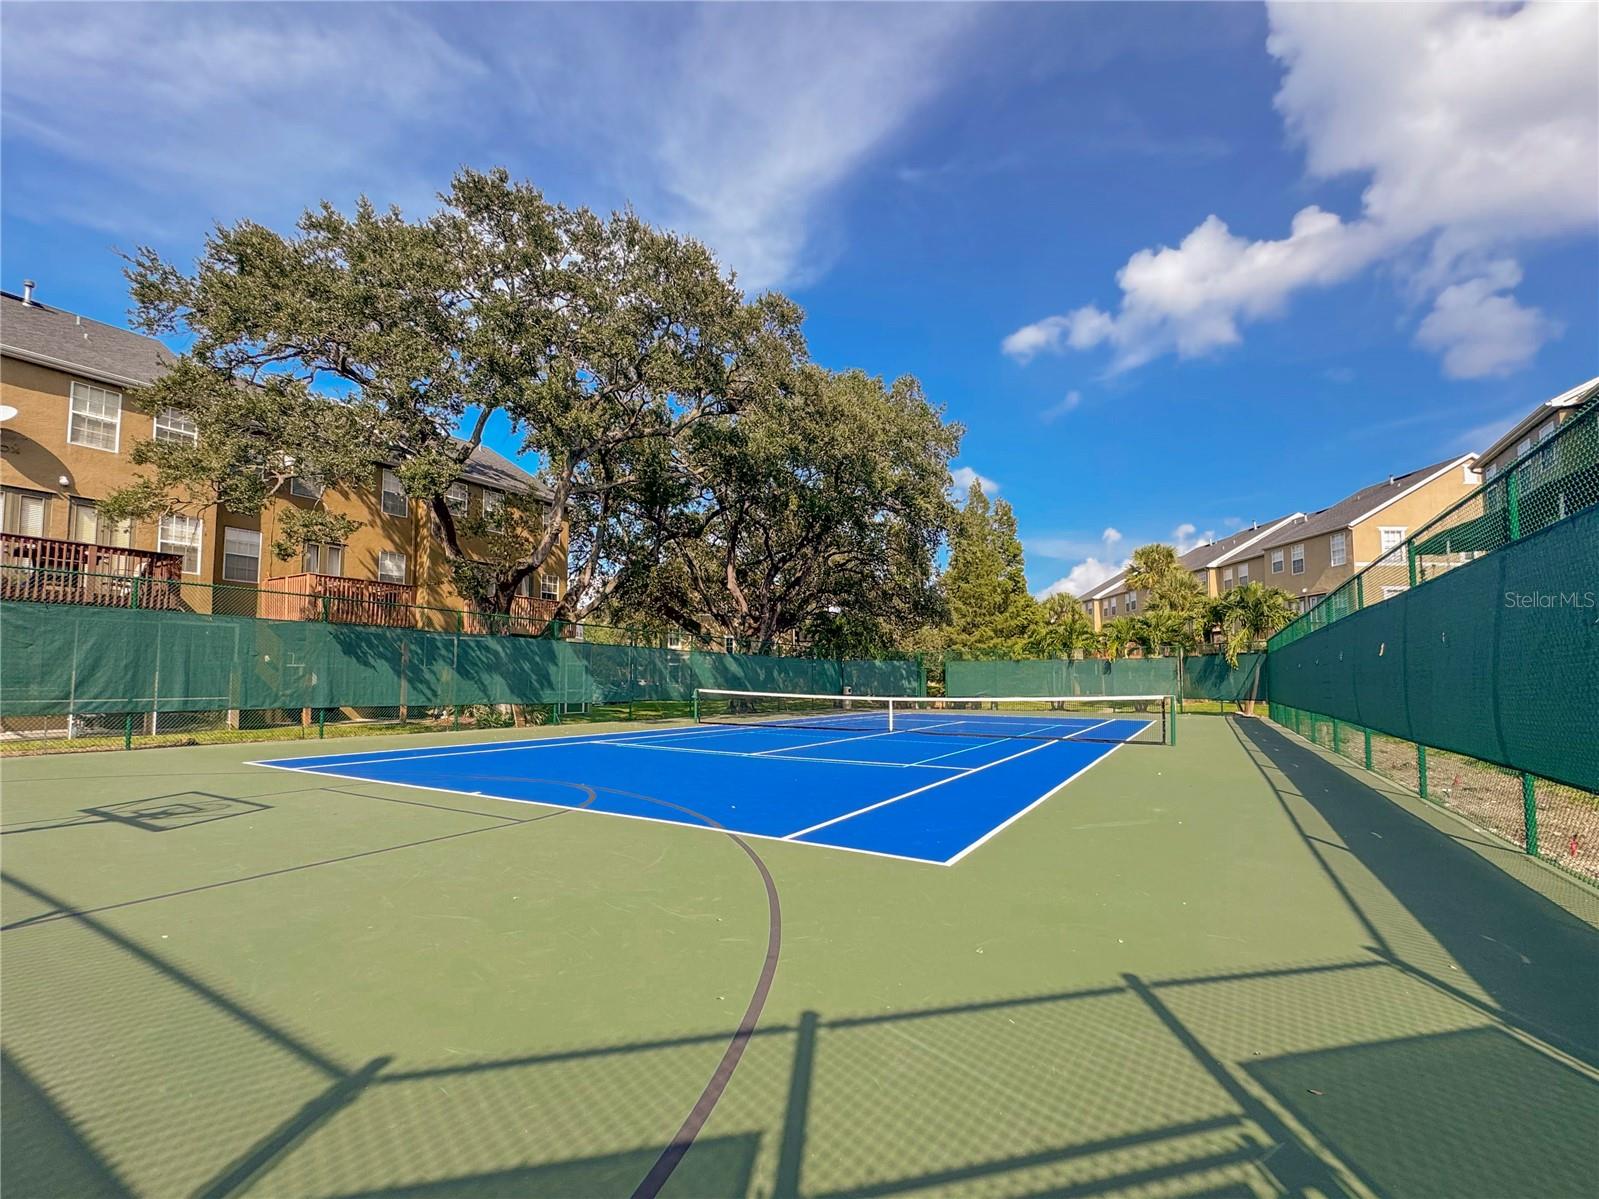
[254,714,1154,865]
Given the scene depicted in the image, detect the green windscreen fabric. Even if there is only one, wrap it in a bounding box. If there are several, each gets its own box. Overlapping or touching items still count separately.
[946,658,1178,697]
[1266,504,1599,791]
[0,604,912,717]
[1181,654,1268,703]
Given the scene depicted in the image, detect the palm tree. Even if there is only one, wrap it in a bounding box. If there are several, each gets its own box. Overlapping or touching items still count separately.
[1100,616,1139,660]
[1213,582,1298,713]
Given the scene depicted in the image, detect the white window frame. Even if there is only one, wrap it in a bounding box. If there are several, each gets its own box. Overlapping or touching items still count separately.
[153,407,198,444]
[157,513,204,575]
[222,528,262,583]
[1270,549,1285,574]
[1328,531,1347,568]
[380,469,407,518]
[1222,567,1233,588]
[481,488,503,517]
[1290,544,1305,575]
[69,499,132,547]
[304,543,345,577]
[540,571,559,601]
[1126,593,1138,612]
[377,551,407,584]
[1378,526,1406,564]
[289,477,324,500]
[67,381,121,452]
[446,482,469,515]
[2,489,50,537]
[1237,563,1249,584]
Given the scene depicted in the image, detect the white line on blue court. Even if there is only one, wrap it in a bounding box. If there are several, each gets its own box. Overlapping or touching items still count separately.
[781,735,1061,840]
[605,741,965,770]
[244,722,718,770]
[750,727,899,755]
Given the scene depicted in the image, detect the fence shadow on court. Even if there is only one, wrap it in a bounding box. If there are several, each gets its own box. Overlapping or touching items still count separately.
[1229,716,1599,1065]
[4,859,1595,1199]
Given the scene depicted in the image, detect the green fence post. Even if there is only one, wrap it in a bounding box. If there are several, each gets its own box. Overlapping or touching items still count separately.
[1169,695,1177,745]
[693,691,700,724]
[321,594,332,622]
[1364,728,1372,771]
[918,653,928,698]
[130,575,142,611]
[1407,542,1418,589]
[123,713,134,750]
[452,704,461,731]
[1354,574,1363,610]
[1506,471,1522,540]
[317,707,326,739]
[1522,773,1538,856]
[1417,745,1428,798]
[1332,718,1342,756]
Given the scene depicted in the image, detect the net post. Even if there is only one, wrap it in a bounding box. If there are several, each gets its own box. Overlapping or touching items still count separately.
[1522,773,1538,856]
[1168,694,1176,745]
[692,690,700,723]
[887,698,896,733]
[1417,745,1427,798]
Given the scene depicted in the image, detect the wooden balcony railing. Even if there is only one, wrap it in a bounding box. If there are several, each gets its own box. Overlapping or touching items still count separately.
[462,595,560,636]
[0,534,185,609]
[258,574,418,627]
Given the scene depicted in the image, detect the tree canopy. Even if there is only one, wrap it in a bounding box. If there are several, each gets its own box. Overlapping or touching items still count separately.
[103,168,959,640]
[942,483,1041,658]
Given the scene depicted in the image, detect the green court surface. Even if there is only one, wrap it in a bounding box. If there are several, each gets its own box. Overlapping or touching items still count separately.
[2,716,1595,1199]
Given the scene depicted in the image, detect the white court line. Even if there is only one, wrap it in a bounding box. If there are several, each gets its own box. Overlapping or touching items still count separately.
[243,722,719,770]
[248,760,943,867]
[908,736,1014,765]
[607,742,964,770]
[751,727,899,755]
[782,736,1060,840]
[942,738,1137,865]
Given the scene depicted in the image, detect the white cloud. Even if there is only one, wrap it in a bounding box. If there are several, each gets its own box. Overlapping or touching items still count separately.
[1040,390,1083,422]
[950,466,1000,497]
[1415,268,1563,379]
[1003,3,1597,377]
[1102,527,1122,546]
[1037,557,1123,599]
[0,4,980,291]
[1172,522,1215,554]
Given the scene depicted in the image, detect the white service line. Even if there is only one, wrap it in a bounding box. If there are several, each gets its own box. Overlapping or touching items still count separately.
[1060,718,1116,741]
[908,736,1014,765]
[243,722,718,770]
[752,727,900,756]
[607,742,963,770]
[782,736,1061,840]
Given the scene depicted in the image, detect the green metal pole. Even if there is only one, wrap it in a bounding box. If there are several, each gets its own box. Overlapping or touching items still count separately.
[318,706,326,738]
[1332,718,1342,757]
[1417,745,1428,798]
[130,575,142,610]
[1169,695,1177,745]
[452,704,460,731]
[123,713,133,750]
[1364,728,1372,771]
[1522,773,1538,856]
[1506,471,1522,540]
[693,691,700,724]
[1354,574,1363,611]
[1407,543,1418,589]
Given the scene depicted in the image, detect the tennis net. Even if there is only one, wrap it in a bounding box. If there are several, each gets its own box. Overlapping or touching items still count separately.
[694,689,1172,745]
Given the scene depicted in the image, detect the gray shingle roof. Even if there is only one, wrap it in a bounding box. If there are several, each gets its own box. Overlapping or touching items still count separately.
[2,289,544,495]
[1255,456,1472,549]
[1,290,174,386]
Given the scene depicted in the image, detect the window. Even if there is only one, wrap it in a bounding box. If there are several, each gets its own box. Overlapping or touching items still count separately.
[1329,531,1347,567]
[481,489,503,517]
[1107,599,1117,616]
[380,469,407,518]
[515,573,533,598]
[2,489,49,537]
[1126,593,1138,613]
[667,630,687,651]
[68,381,121,451]
[1298,595,1323,614]
[1484,461,1499,481]
[1270,548,1285,574]
[1222,568,1233,588]
[69,500,132,547]
[378,551,407,584]
[1290,544,1305,575]
[289,477,324,500]
[1517,436,1532,458]
[1378,526,1406,564]
[222,528,261,583]
[304,543,344,576]
[1237,563,1249,583]
[153,407,198,444]
[540,571,559,600]
[446,482,469,515]
[157,513,204,575]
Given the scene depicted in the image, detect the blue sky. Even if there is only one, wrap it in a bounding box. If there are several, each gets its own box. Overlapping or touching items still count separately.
[4,2,1595,596]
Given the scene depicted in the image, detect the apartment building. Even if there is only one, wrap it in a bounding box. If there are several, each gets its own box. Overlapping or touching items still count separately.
[1081,515,1302,632]
[1476,376,1598,485]
[1253,456,1479,614]
[0,285,564,626]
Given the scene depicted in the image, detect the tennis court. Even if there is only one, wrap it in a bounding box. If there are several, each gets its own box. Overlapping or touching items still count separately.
[256,692,1168,864]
